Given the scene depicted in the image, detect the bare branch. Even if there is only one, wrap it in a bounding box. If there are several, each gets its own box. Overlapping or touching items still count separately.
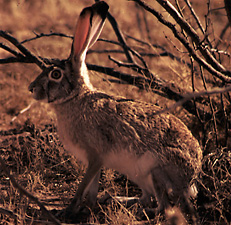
[106,11,136,64]
[132,0,231,83]
[152,85,231,116]
[155,0,227,72]
[88,49,174,58]
[184,0,214,50]
[0,30,46,69]
[108,55,149,75]
[224,0,231,25]
[0,56,28,64]
[88,49,124,54]
[109,55,139,69]
[175,0,184,18]
[20,32,73,44]
[98,38,149,69]
[210,48,231,58]
[87,63,151,89]
[184,0,205,35]
[0,42,23,57]
[96,0,152,71]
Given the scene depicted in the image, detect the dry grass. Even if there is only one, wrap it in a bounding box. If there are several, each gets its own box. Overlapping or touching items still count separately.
[0,0,231,224]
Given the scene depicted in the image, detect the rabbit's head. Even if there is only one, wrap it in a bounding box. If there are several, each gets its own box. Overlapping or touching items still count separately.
[28,2,109,103]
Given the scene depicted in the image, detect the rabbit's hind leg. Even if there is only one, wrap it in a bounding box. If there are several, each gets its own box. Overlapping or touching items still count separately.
[151,166,173,213]
[176,191,199,225]
[151,166,199,225]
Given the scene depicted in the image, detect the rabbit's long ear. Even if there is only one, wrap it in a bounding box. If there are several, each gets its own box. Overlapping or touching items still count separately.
[71,1,109,62]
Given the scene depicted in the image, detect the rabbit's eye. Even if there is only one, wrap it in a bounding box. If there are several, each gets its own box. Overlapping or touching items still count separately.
[50,69,62,80]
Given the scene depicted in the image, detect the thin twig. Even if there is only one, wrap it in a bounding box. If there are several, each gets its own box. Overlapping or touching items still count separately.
[220,93,228,147]
[20,32,73,44]
[152,85,231,116]
[98,38,149,69]
[175,0,185,18]
[210,49,231,58]
[190,57,204,124]
[97,0,152,72]
[185,0,215,55]
[88,49,173,57]
[185,0,204,33]
[215,22,230,48]
[190,57,207,147]
[199,65,219,147]
[0,207,20,223]
[141,4,152,42]
[108,55,148,75]
[11,101,35,123]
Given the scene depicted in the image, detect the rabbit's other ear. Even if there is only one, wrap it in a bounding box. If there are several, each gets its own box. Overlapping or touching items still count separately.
[71,1,109,62]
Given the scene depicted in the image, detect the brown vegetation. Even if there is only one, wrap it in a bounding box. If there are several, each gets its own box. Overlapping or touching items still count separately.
[0,0,230,224]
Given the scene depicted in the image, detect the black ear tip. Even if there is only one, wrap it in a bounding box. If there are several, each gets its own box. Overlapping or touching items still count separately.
[95,1,109,10]
[93,1,109,17]
[80,1,109,19]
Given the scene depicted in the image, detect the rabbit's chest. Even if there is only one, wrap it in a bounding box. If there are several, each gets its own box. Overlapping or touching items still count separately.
[57,120,89,165]
[62,136,88,165]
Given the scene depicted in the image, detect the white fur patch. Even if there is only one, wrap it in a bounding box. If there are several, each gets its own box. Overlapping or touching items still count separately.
[103,150,158,189]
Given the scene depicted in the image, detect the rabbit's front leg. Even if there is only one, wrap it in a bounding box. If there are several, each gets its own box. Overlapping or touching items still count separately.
[84,170,101,207]
[66,160,102,214]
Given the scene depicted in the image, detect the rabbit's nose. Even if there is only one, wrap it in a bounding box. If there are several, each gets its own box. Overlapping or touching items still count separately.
[28,87,34,93]
[28,83,35,93]
[29,87,34,93]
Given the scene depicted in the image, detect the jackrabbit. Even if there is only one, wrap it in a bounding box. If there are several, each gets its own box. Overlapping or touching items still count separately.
[28,1,202,224]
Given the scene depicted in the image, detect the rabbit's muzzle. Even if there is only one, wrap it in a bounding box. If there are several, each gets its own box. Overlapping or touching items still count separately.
[28,81,47,101]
